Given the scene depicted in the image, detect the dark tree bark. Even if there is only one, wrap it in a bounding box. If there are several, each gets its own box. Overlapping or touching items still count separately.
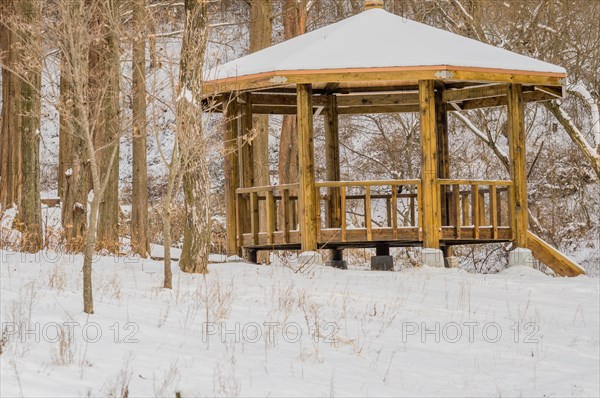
[16,0,43,252]
[178,0,211,274]
[249,0,272,264]
[277,0,306,227]
[0,0,22,212]
[88,0,121,253]
[131,0,150,257]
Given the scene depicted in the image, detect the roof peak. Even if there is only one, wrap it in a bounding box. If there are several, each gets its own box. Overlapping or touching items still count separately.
[364,0,384,10]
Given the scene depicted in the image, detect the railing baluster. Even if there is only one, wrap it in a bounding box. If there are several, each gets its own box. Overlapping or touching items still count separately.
[386,197,392,227]
[461,192,469,226]
[409,190,415,226]
[341,187,347,242]
[392,185,398,238]
[479,191,486,227]
[315,187,322,238]
[508,184,515,239]
[250,192,259,245]
[471,184,479,239]
[365,186,372,241]
[266,190,275,245]
[236,193,243,249]
[417,183,423,241]
[448,188,456,228]
[496,187,503,227]
[282,189,291,243]
[453,184,461,238]
[490,184,498,239]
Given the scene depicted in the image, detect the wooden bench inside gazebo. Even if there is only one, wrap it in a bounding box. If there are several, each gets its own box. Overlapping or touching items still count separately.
[203,1,584,276]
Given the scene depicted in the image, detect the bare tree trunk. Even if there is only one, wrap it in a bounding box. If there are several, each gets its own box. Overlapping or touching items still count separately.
[56,0,91,253]
[83,196,100,314]
[88,0,120,253]
[277,0,305,227]
[0,0,22,212]
[58,59,72,202]
[177,0,210,274]
[249,0,272,264]
[162,212,172,288]
[17,0,43,252]
[131,0,150,257]
[54,0,121,313]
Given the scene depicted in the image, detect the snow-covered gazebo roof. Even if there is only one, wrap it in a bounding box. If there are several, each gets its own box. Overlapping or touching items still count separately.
[203,8,566,95]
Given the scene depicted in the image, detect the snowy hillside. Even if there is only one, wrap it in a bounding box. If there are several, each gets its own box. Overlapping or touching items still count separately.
[1,252,598,397]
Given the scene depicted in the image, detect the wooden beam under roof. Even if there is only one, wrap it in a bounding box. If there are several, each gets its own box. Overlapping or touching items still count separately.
[454,88,557,111]
[209,83,561,115]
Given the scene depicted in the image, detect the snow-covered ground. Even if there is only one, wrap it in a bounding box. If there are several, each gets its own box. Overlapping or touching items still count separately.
[1,251,598,397]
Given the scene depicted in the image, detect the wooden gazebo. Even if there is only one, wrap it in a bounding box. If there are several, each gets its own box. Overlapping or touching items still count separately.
[204,2,584,276]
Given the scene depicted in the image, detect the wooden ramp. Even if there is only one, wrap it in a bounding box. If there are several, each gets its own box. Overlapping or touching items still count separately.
[527,231,585,277]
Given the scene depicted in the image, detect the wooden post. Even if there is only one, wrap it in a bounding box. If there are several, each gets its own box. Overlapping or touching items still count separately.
[297,84,318,251]
[239,92,254,249]
[224,99,240,256]
[419,80,441,249]
[324,95,343,259]
[239,92,254,189]
[436,88,455,259]
[324,95,342,228]
[507,84,528,247]
[436,89,450,225]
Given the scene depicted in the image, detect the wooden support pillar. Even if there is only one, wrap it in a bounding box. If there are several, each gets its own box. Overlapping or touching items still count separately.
[419,80,441,249]
[436,89,450,225]
[324,95,341,227]
[507,84,528,247]
[238,92,254,243]
[435,88,454,259]
[297,84,318,251]
[224,98,240,256]
[324,95,343,260]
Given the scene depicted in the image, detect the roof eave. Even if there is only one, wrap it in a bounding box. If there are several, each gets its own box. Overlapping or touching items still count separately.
[202,66,567,97]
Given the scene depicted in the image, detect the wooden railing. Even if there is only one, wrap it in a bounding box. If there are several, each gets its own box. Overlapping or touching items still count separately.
[438,179,513,240]
[315,180,422,242]
[235,179,513,248]
[236,183,299,246]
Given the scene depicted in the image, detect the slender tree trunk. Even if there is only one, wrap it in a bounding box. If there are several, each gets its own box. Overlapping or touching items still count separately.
[17,0,43,252]
[131,0,150,257]
[249,0,272,264]
[277,0,306,227]
[59,0,89,252]
[83,196,100,314]
[58,60,72,202]
[160,144,179,288]
[0,0,22,212]
[88,0,120,253]
[178,0,211,274]
[162,211,172,288]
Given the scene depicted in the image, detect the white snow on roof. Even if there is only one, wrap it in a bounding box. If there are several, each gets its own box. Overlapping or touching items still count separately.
[206,9,566,81]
